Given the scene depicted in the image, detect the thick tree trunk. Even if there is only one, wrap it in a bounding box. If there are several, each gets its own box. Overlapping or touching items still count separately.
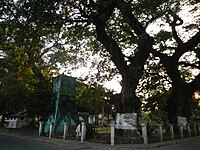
[0,115,5,127]
[166,90,179,125]
[92,2,153,113]
[119,74,141,113]
[166,84,193,125]
[109,75,141,113]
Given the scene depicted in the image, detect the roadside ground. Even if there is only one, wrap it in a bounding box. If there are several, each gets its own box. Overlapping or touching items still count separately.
[0,127,199,150]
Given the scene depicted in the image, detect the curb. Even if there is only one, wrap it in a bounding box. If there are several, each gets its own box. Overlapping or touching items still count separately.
[0,128,199,150]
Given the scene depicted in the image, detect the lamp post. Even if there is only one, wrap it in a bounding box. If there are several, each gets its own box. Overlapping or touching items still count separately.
[95,70,100,116]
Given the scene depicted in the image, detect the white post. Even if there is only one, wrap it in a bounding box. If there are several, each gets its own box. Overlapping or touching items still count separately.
[110,122,115,146]
[187,123,191,136]
[158,124,163,142]
[179,125,183,139]
[49,123,53,138]
[81,122,86,142]
[169,124,174,140]
[141,123,148,145]
[63,122,68,140]
[39,121,43,136]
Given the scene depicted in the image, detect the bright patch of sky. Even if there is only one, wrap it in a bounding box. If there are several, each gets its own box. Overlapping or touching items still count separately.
[59,53,122,93]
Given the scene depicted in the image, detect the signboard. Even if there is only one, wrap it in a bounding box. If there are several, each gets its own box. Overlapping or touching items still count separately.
[88,115,95,124]
[115,113,137,130]
[177,117,187,129]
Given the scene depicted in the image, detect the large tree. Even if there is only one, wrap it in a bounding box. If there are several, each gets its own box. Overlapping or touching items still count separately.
[55,0,199,116]
[0,0,59,118]
[1,0,152,113]
[1,0,199,123]
[149,2,200,124]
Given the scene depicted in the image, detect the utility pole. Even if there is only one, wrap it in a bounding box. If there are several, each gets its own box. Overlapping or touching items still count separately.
[95,70,100,115]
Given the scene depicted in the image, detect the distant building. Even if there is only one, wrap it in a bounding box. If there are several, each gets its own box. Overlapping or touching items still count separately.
[6,110,31,128]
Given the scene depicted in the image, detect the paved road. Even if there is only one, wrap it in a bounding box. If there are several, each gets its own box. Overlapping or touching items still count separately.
[0,132,200,150]
[0,134,69,150]
[154,137,200,150]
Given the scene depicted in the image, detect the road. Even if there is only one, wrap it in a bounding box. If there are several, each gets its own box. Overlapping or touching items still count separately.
[154,137,200,150]
[0,134,69,150]
[0,133,199,150]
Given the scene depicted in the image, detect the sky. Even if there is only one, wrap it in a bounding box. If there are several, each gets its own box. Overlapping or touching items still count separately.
[59,56,122,93]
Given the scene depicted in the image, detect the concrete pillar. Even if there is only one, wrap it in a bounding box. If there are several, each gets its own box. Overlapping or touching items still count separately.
[63,122,68,140]
[110,122,115,146]
[187,123,191,136]
[158,124,163,142]
[179,125,183,139]
[81,122,86,142]
[141,123,148,145]
[39,121,43,136]
[169,124,174,140]
[49,123,53,138]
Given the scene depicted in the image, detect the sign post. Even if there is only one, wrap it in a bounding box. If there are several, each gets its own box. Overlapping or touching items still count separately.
[110,113,137,145]
[63,122,68,140]
[110,122,115,146]
[115,113,137,130]
[39,121,43,136]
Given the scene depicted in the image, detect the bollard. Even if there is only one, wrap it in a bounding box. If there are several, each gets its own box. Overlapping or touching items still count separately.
[169,124,174,140]
[179,125,183,139]
[39,121,43,136]
[158,124,163,142]
[63,122,68,140]
[141,123,148,145]
[110,122,115,146]
[81,122,86,142]
[187,123,191,136]
[49,123,53,138]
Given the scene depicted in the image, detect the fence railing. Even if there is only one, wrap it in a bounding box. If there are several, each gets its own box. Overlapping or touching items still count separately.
[38,121,200,145]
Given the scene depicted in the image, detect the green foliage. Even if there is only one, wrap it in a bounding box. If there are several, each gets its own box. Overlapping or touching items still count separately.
[76,82,96,113]
[76,81,108,114]
[143,90,170,123]
[138,54,170,98]
[0,0,58,118]
[0,0,199,122]
[0,50,52,117]
[191,90,200,118]
[154,30,172,43]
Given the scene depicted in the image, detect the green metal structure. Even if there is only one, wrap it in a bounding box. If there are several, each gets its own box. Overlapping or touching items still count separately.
[43,75,78,134]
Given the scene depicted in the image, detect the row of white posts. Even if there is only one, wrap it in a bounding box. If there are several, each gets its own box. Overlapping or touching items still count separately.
[110,123,200,145]
[38,122,86,142]
[39,121,200,145]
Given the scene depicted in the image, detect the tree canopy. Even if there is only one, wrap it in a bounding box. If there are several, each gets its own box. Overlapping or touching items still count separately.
[0,0,199,124]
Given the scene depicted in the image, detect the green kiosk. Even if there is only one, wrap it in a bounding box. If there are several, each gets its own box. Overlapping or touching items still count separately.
[43,75,78,134]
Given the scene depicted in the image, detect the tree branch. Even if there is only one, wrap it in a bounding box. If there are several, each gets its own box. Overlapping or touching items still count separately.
[179,61,200,70]
[93,15,128,74]
[99,0,116,23]
[189,74,200,91]
[166,9,183,45]
[116,0,146,36]
[116,0,153,68]
[182,29,200,51]
[174,29,200,59]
